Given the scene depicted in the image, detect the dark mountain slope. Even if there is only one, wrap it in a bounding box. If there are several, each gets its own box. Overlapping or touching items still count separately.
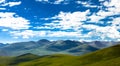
[46,40,83,51]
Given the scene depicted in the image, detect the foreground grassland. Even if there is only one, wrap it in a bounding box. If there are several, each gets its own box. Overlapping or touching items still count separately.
[0,44,120,66]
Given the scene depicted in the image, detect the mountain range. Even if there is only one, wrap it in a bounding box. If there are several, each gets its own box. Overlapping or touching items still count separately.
[0,39,118,56]
[0,44,120,66]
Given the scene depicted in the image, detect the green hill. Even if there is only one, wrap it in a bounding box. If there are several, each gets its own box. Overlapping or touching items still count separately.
[0,44,120,66]
[9,53,40,66]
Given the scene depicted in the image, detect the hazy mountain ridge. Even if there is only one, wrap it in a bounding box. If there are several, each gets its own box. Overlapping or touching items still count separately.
[0,43,8,48]
[0,39,118,56]
[0,44,120,66]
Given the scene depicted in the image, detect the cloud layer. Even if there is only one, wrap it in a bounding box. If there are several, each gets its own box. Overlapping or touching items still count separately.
[35,0,120,41]
[0,0,120,42]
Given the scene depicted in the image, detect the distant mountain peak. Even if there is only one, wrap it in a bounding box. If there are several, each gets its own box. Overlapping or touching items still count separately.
[38,39,50,42]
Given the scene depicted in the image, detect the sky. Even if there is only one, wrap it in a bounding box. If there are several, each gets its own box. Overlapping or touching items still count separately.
[0,0,120,43]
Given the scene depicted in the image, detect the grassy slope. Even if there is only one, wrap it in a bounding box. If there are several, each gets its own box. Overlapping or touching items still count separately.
[0,44,120,66]
[77,44,120,66]
[18,54,78,66]
[0,56,13,66]
[0,53,40,66]
[89,57,120,66]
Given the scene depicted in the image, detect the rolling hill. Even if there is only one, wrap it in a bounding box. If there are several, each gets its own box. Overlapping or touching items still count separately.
[0,44,120,66]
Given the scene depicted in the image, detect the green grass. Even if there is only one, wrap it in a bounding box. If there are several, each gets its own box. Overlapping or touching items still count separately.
[0,44,120,66]
[18,54,78,66]
[88,57,120,66]
[0,56,13,66]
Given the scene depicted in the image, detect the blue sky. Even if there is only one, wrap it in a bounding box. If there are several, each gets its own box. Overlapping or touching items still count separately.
[0,0,120,43]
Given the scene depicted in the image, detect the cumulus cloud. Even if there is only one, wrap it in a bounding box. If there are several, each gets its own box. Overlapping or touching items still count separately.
[38,0,120,41]
[2,0,120,41]
[0,0,32,41]
[89,0,120,22]
[103,0,120,14]
[84,0,120,40]
[0,0,21,13]
[111,18,120,30]
[82,25,99,30]
[1,1,21,7]
[10,30,38,39]
[0,12,30,30]
[10,30,81,39]
[75,1,97,8]
[0,0,6,10]
[87,26,120,40]
[112,18,120,26]
[0,0,29,30]
[6,1,21,7]
[42,10,90,30]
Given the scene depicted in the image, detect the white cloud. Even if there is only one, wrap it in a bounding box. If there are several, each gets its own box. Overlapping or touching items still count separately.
[7,0,120,41]
[87,0,120,23]
[88,12,113,23]
[75,1,97,8]
[82,25,99,30]
[10,30,37,39]
[99,0,104,2]
[88,14,104,22]
[0,12,30,30]
[54,0,64,4]
[87,26,120,40]
[1,1,21,7]
[0,8,6,10]
[75,1,82,4]
[1,29,8,32]
[0,0,29,30]
[36,0,49,3]
[105,0,120,13]
[43,10,90,30]
[0,0,30,30]
[112,18,120,25]
[39,0,120,40]
[10,30,82,39]
[101,0,120,15]
[34,26,54,29]
[97,10,114,17]
[8,1,21,7]
[36,0,69,5]
[111,18,120,30]
[0,0,5,4]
